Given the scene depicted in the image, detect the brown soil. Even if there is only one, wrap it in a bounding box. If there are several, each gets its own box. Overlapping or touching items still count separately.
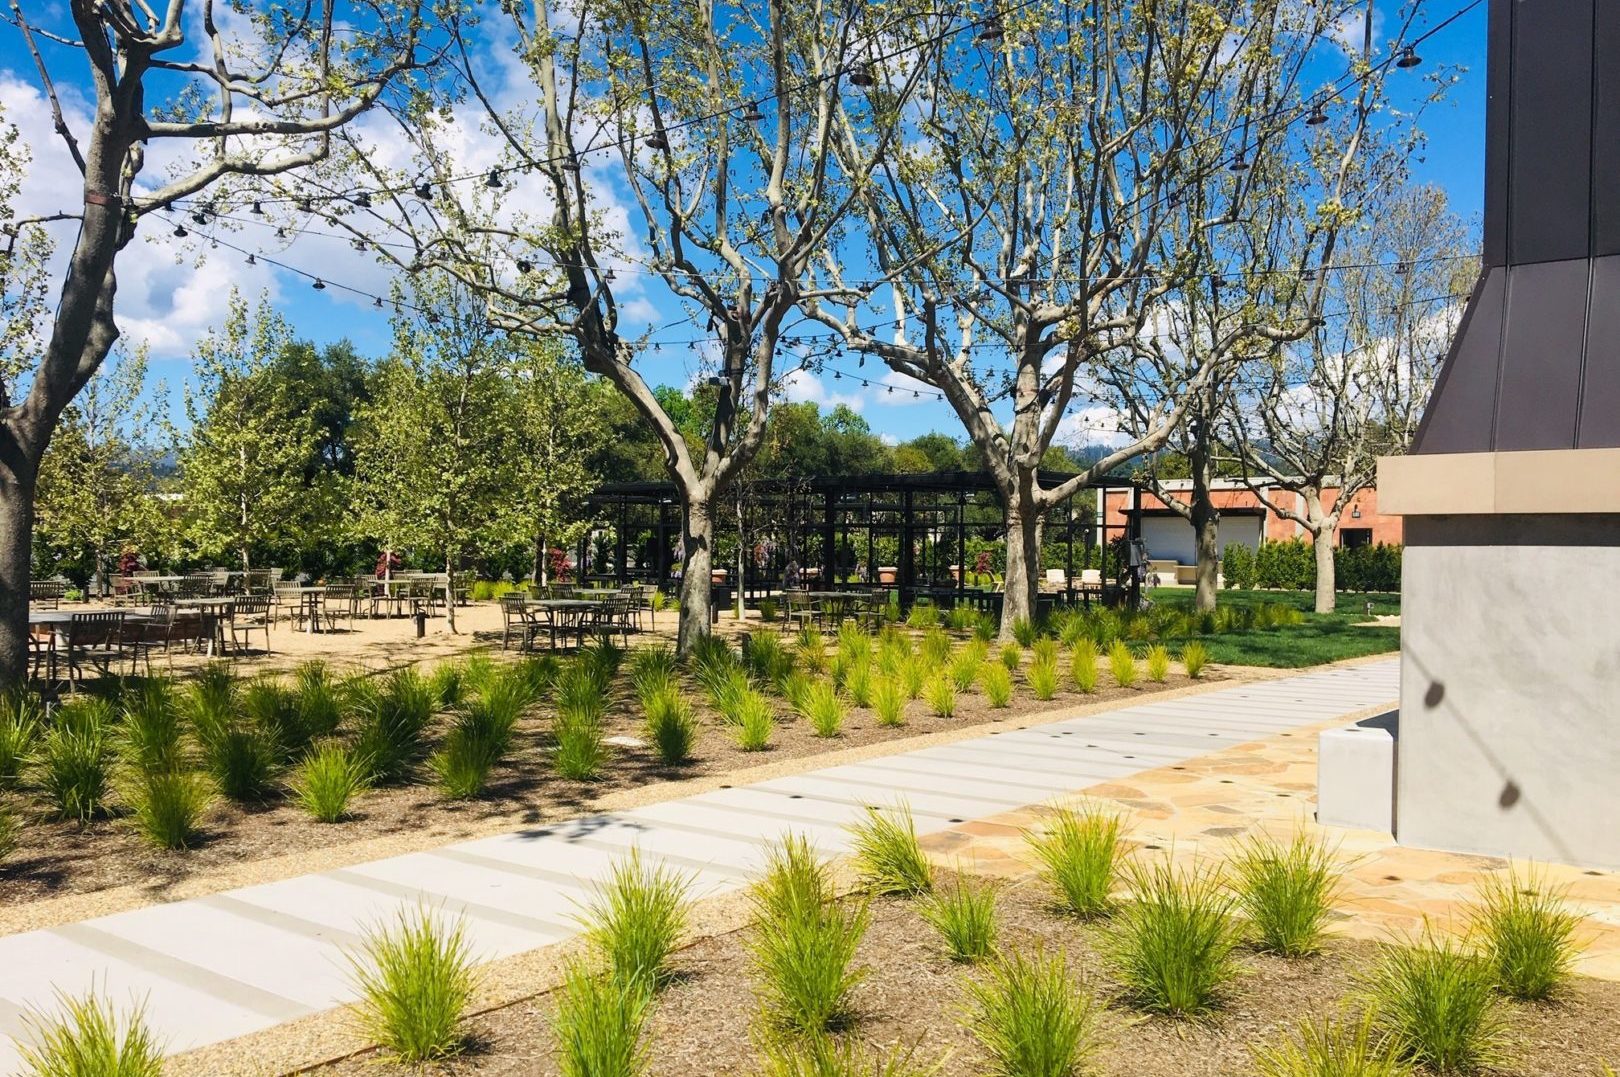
[318,870,1620,1077]
[0,665,1205,908]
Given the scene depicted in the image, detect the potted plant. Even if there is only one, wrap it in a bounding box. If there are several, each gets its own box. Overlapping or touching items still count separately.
[878,565,898,584]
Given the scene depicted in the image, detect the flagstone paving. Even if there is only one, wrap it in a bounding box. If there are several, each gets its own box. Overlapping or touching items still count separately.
[0,656,1517,1074]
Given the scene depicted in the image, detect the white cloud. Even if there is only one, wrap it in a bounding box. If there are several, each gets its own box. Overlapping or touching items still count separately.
[1057,404,1130,449]
[781,367,865,411]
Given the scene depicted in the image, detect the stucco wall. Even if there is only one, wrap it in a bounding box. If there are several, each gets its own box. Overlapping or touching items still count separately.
[1397,513,1620,868]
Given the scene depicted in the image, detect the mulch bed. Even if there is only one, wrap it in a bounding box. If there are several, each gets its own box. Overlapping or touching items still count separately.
[321,869,1620,1077]
[0,667,1205,907]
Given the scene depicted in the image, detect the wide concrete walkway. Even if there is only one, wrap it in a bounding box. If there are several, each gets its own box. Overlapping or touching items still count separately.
[0,660,1399,1073]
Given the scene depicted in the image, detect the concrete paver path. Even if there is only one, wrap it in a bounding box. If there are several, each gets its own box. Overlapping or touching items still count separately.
[0,660,1399,1073]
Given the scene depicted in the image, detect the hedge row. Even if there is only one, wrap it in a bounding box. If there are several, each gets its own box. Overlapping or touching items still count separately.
[1221,539,1401,593]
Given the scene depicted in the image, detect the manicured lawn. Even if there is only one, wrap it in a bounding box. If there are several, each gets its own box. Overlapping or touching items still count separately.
[1147,588,1401,669]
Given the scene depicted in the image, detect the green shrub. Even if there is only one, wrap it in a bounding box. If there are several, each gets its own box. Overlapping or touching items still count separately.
[796,627,829,674]
[748,835,869,1035]
[122,769,212,849]
[241,678,307,761]
[554,702,609,780]
[1145,644,1171,683]
[1111,857,1240,1016]
[999,642,1022,672]
[732,690,777,751]
[643,686,698,766]
[551,958,651,1077]
[924,676,957,719]
[1069,641,1098,694]
[579,851,692,989]
[1251,1010,1407,1077]
[1027,657,1058,701]
[17,991,164,1077]
[949,645,985,693]
[899,654,927,700]
[919,874,998,962]
[963,947,1100,1077]
[759,598,779,622]
[1473,865,1581,1000]
[350,908,478,1064]
[758,1036,941,1077]
[0,686,43,788]
[848,803,932,895]
[742,633,795,688]
[1181,641,1209,679]
[1362,930,1509,1072]
[973,612,997,642]
[920,626,952,666]
[872,679,907,728]
[1011,618,1038,647]
[803,679,847,738]
[291,742,367,822]
[843,659,874,708]
[428,659,470,709]
[351,669,436,784]
[1107,640,1138,688]
[906,602,939,630]
[629,645,678,697]
[293,661,344,739]
[40,699,114,824]
[1030,638,1058,666]
[557,659,612,726]
[1024,804,1127,919]
[980,662,1013,708]
[116,677,184,774]
[1222,542,1257,590]
[194,719,279,804]
[430,721,503,799]
[1231,831,1342,957]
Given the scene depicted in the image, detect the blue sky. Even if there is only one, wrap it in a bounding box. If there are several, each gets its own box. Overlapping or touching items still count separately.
[0,1,1488,445]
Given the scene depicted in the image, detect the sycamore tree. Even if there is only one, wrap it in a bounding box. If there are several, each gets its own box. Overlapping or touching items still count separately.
[178,293,322,571]
[350,274,520,632]
[806,0,1399,634]
[509,338,603,585]
[1225,184,1471,612]
[337,0,930,652]
[0,0,431,681]
[34,346,168,591]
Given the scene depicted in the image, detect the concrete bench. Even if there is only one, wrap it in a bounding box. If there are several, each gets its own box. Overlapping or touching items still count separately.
[1317,711,1398,834]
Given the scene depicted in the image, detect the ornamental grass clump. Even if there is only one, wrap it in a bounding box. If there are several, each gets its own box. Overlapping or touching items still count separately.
[579,851,693,989]
[1024,804,1127,919]
[871,679,907,728]
[980,662,1013,708]
[803,679,847,738]
[1472,864,1581,1000]
[551,958,652,1077]
[999,642,1022,672]
[924,675,957,719]
[1030,637,1058,667]
[1027,657,1059,701]
[796,627,829,675]
[642,686,698,766]
[1251,1011,1408,1077]
[40,698,114,824]
[748,834,870,1036]
[759,1037,942,1077]
[293,661,344,740]
[949,648,983,693]
[0,804,17,865]
[1011,617,1039,647]
[242,677,308,761]
[732,690,777,751]
[1180,641,1209,679]
[1107,640,1138,688]
[553,702,609,781]
[842,658,874,708]
[0,686,42,789]
[1069,641,1098,694]
[919,874,998,962]
[349,908,478,1065]
[629,646,678,699]
[900,654,928,700]
[849,803,932,896]
[17,991,164,1077]
[122,769,212,850]
[352,669,436,784]
[115,677,184,774]
[1111,857,1241,1016]
[962,946,1100,1077]
[1231,831,1343,957]
[1145,644,1171,683]
[1362,929,1509,1073]
[920,626,952,666]
[291,742,368,823]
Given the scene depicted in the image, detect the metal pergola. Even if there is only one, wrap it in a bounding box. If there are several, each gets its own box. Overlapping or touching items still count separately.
[581,470,1145,613]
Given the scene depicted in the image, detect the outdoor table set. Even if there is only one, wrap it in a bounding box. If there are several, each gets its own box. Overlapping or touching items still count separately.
[499,589,641,652]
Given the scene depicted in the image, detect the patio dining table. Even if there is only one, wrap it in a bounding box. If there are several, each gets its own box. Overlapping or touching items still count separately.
[522,597,613,650]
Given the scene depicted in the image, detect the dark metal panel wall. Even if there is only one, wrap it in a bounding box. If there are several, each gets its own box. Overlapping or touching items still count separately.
[1494,260,1589,450]
[1579,257,1620,447]
[1595,2,1620,257]
[1507,0,1593,265]
[1411,270,1505,454]
[1481,0,1511,267]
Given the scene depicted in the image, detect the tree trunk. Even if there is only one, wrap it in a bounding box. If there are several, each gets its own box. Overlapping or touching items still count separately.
[444,551,458,633]
[0,467,37,685]
[676,500,714,655]
[999,495,1042,640]
[532,532,546,587]
[1191,500,1221,613]
[1312,526,1337,614]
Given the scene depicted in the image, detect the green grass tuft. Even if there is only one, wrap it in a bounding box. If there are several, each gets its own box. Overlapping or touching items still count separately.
[39,699,114,824]
[758,1035,943,1077]
[1069,642,1098,694]
[122,769,212,849]
[1111,857,1240,1016]
[1024,804,1127,919]
[551,958,652,1077]
[919,874,998,962]
[1107,641,1138,687]
[979,662,1013,708]
[803,679,847,738]
[579,851,692,989]
[871,679,907,728]
[18,990,164,1077]
[1145,644,1171,683]
[731,690,777,751]
[1026,657,1058,701]
[949,648,982,693]
[0,686,42,789]
[1180,641,1209,679]
[554,702,609,780]
[849,803,932,895]
[643,686,698,766]
[351,669,435,784]
[1472,864,1582,1001]
[290,742,368,823]
[924,675,957,719]
[1231,831,1343,957]
[843,659,874,708]
[962,946,1100,1077]
[999,642,1022,672]
[1251,1010,1408,1077]
[349,908,478,1065]
[899,655,928,700]
[115,677,184,774]
[1362,929,1510,1073]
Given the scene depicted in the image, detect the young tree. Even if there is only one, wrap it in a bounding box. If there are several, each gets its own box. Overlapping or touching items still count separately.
[351,0,929,652]
[508,339,604,585]
[808,0,1402,634]
[0,1,430,680]
[178,293,322,571]
[1226,185,1472,612]
[350,275,521,632]
[33,347,167,592]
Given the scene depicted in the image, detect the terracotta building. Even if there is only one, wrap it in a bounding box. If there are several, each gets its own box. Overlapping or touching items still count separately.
[1098,479,1402,568]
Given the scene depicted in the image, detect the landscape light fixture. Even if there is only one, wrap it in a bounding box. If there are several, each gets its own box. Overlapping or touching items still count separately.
[1395,45,1421,68]
[1228,153,1250,172]
[976,16,1005,42]
[742,101,765,122]
[250,200,264,215]
[353,191,372,208]
[1306,103,1329,126]
[485,168,504,189]
[312,278,326,290]
[173,224,188,238]
[245,253,256,265]
[849,62,876,87]
[415,180,433,199]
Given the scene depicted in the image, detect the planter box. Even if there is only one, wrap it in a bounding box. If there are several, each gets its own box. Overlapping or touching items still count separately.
[877,566,898,585]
